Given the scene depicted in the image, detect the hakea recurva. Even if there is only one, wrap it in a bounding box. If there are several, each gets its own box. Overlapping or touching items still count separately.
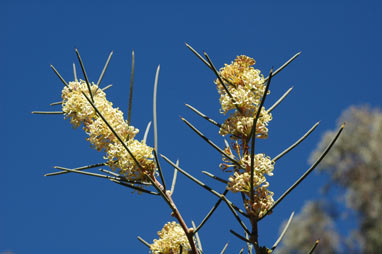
[216,55,275,218]
[62,80,156,183]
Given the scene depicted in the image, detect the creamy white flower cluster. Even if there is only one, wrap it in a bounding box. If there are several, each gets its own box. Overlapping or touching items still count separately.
[216,55,275,217]
[216,55,272,139]
[62,80,155,181]
[226,152,275,217]
[150,222,191,254]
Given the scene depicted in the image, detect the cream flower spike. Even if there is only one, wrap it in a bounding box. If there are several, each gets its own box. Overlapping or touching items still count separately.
[150,222,191,254]
[61,80,156,183]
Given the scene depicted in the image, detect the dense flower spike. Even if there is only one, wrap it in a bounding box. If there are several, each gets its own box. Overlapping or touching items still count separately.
[216,55,275,218]
[106,139,155,181]
[150,222,191,254]
[216,55,268,114]
[61,80,154,182]
[216,56,272,139]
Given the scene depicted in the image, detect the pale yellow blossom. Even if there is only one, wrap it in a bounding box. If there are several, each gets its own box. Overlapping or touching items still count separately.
[220,108,272,139]
[106,139,155,181]
[244,186,274,218]
[150,222,191,254]
[215,55,268,114]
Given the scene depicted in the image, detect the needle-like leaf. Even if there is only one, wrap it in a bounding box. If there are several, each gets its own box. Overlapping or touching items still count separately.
[73,63,78,82]
[185,103,222,128]
[191,221,203,251]
[260,124,345,220]
[222,195,250,234]
[143,121,152,144]
[102,84,113,91]
[264,52,301,82]
[170,159,179,195]
[308,240,320,254]
[153,149,166,190]
[273,121,320,162]
[49,84,112,107]
[267,86,293,113]
[204,52,242,114]
[229,230,250,243]
[50,65,69,87]
[181,117,241,168]
[271,211,295,251]
[185,43,212,69]
[54,166,117,180]
[201,171,228,184]
[127,50,135,125]
[96,51,113,87]
[161,154,248,217]
[45,162,106,177]
[99,169,151,185]
[109,179,158,195]
[137,236,151,248]
[153,65,160,153]
[75,48,94,102]
[220,242,229,254]
[32,111,63,114]
[195,189,229,233]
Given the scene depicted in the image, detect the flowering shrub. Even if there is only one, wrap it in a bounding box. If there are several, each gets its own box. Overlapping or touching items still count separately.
[34,45,344,253]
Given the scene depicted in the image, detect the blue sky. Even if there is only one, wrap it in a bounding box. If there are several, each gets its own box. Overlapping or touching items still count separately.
[1,1,381,253]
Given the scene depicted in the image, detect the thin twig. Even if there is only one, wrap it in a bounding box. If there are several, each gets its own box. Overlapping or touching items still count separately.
[273,121,320,162]
[229,230,250,243]
[161,154,248,217]
[153,65,160,153]
[181,117,241,168]
[271,211,295,251]
[32,111,63,114]
[75,48,94,102]
[145,174,171,206]
[137,236,151,248]
[264,52,301,82]
[201,171,228,184]
[45,162,105,177]
[250,68,273,203]
[128,50,135,125]
[170,159,179,195]
[267,86,293,113]
[96,51,113,87]
[204,52,242,114]
[260,124,345,220]
[195,189,229,233]
[308,240,320,254]
[153,149,166,190]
